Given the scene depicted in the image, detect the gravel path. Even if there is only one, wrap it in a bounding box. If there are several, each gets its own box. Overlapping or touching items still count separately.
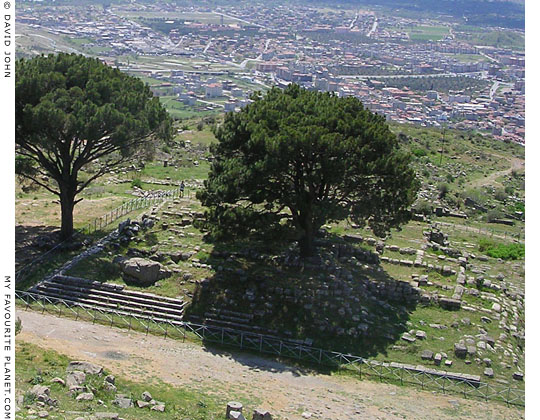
[16,310,524,420]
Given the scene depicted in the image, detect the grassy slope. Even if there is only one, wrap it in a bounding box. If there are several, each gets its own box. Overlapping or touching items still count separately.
[15,340,235,420]
[17,123,525,386]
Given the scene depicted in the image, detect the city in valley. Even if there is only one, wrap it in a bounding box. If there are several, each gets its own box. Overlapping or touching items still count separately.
[17,0,525,143]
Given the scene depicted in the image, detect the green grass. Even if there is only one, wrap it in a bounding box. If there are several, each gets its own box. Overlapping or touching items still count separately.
[16,341,248,420]
[408,25,450,41]
[140,161,210,181]
[478,239,524,260]
[455,29,524,50]
[159,96,221,119]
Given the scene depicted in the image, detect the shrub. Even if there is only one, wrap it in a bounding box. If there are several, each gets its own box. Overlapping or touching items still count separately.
[413,200,433,215]
[486,209,503,222]
[438,183,449,199]
[411,148,427,157]
[131,178,143,189]
[494,189,508,202]
[478,239,524,260]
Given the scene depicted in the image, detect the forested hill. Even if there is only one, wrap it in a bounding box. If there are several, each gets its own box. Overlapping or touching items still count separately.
[306,0,525,29]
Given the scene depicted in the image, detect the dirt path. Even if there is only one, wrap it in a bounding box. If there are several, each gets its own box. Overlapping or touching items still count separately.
[16,311,523,420]
[467,155,524,189]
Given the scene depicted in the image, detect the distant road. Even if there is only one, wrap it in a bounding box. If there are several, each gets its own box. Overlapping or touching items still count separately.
[476,49,500,64]
[203,39,213,54]
[349,13,358,29]
[341,71,485,80]
[367,18,378,38]
[214,11,266,29]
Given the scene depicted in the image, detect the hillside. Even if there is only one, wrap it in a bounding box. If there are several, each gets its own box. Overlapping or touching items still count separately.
[16,120,525,397]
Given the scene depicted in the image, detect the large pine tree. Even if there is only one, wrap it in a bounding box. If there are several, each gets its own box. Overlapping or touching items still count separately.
[16,53,172,239]
[198,84,419,256]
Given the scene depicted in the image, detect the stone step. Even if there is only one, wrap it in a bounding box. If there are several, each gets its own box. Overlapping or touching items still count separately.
[52,275,185,306]
[34,286,184,321]
[38,283,185,319]
[190,315,279,336]
[212,308,254,320]
[30,292,185,326]
[204,311,251,324]
[45,280,185,313]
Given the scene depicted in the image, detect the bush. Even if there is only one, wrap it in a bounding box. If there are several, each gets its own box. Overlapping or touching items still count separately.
[196,121,204,131]
[438,183,449,199]
[494,189,508,202]
[478,239,524,260]
[411,147,427,157]
[413,200,433,215]
[486,209,503,222]
[131,178,143,189]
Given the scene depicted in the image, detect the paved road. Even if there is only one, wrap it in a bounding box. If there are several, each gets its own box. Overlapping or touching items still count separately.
[16,310,524,420]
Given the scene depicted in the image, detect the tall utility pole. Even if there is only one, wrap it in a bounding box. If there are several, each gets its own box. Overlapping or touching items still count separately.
[439,126,446,166]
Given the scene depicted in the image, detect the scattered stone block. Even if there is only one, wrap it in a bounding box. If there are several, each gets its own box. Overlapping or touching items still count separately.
[252,408,273,420]
[227,402,243,418]
[136,400,150,409]
[67,361,103,375]
[141,391,152,402]
[66,371,86,390]
[416,330,427,340]
[76,393,94,401]
[103,381,117,393]
[454,343,467,359]
[151,404,165,412]
[401,333,416,343]
[113,396,133,409]
[434,353,443,366]
[30,385,50,398]
[38,411,49,418]
[421,350,434,360]
[50,377,65,386]
[513,372,524,381]
[484,368,494,378]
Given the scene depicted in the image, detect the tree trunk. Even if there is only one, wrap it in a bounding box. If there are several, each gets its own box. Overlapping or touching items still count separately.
[298,208,316,257]
[59,186,76,240]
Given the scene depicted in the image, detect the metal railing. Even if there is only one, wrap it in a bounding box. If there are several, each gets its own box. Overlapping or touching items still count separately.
[15,290,525,407]
[433,221,524,243]
[15,188,183,285]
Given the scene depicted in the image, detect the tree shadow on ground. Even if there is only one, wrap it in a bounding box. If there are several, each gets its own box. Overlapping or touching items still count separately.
[16,224,62,276]
[200,345,318,377]
[185,229,420,367]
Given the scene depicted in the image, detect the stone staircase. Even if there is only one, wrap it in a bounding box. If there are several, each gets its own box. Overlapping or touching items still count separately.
[183,308,314,344]
[29,275,186,323]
